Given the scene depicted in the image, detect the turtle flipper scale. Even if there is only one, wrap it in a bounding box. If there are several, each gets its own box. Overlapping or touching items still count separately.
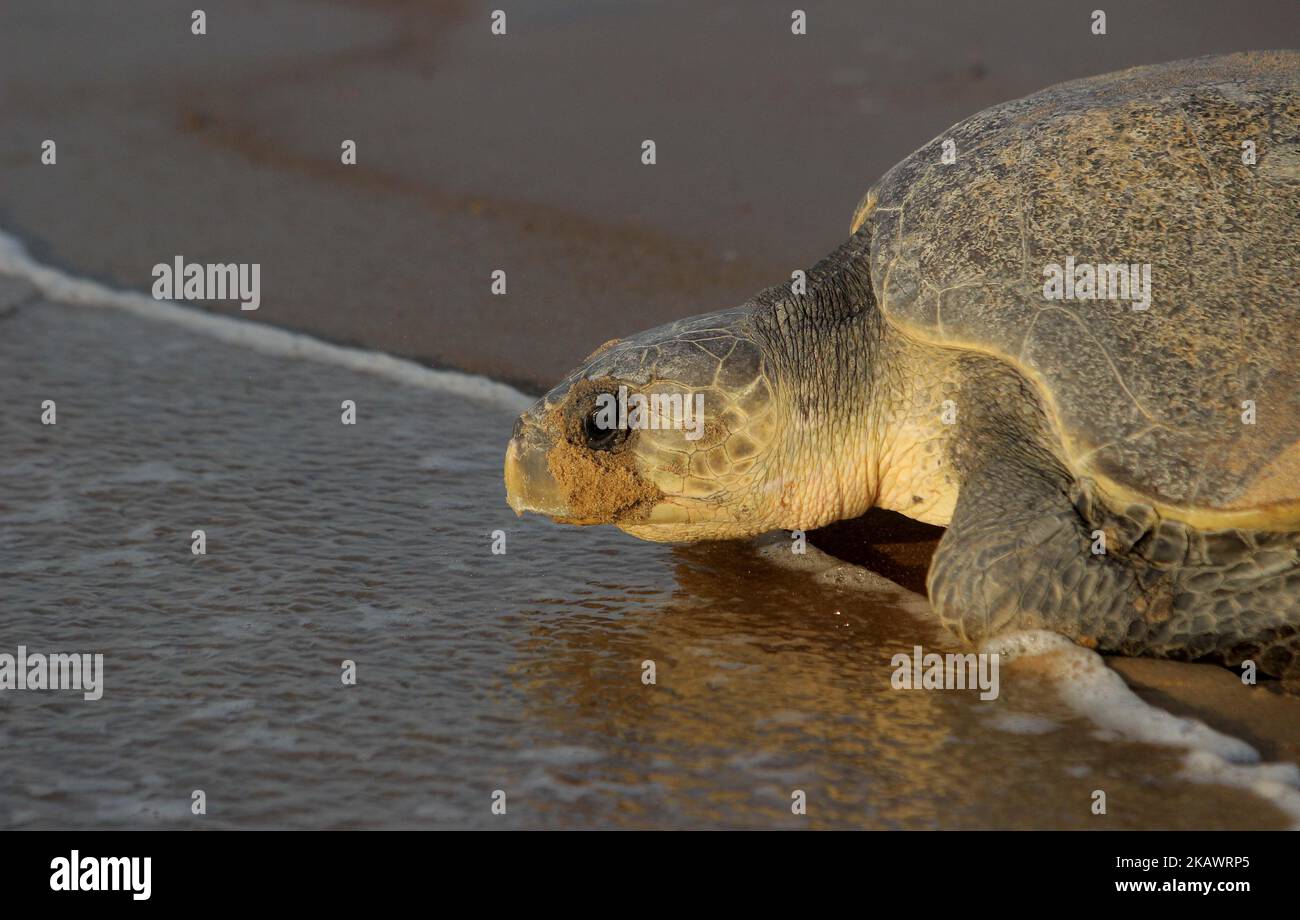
[928,446,1300,681]
[926,451,1139,653]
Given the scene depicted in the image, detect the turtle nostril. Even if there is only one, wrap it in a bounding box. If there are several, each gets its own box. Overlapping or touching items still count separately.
[511,416,526,440]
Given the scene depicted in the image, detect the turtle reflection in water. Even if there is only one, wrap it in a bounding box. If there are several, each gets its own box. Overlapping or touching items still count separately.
[505,52,1300,682]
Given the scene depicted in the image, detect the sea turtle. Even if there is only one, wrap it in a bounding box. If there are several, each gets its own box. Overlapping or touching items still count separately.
[504,51,1300,679]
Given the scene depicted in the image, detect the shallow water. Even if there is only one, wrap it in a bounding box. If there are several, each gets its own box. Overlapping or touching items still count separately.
[0,297,1290,829]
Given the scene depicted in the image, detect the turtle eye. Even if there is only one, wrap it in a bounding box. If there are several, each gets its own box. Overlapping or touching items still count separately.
[583,406,628,451]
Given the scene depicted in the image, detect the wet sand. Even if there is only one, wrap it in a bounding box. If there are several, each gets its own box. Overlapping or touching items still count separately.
[1,1,1297,387]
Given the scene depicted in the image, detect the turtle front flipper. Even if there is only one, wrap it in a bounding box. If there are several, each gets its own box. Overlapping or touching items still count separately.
[928,439,1300,682]
[926,447,1140,655]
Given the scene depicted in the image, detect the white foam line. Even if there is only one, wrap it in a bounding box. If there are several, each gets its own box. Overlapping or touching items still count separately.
[0,229,533,413]
[986,630,1300,828]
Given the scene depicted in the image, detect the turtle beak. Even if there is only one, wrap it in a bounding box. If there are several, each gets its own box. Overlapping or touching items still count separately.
[504,421,569,518]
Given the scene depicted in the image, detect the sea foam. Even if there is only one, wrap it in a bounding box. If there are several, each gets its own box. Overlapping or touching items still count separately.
[758,535,1300,826]
[986,630,1300,827]
[0,229,531,412]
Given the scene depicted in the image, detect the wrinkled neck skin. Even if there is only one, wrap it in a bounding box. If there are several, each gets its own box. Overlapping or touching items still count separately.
[749,231,959,531]
[749,233,882,531]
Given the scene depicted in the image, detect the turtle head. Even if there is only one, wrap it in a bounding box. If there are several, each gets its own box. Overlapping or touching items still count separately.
[504,309,798,542]
[506,234,881,542]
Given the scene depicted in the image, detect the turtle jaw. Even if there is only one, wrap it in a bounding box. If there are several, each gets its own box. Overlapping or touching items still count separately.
[506,413,757,539]
[505,415,656,526]
[504,427,571,520]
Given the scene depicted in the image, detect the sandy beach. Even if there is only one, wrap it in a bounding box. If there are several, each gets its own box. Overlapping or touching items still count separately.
[2,0,1297,388]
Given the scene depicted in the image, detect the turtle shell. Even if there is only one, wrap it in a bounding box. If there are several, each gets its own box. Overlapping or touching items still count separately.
[859,51,1300,528]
